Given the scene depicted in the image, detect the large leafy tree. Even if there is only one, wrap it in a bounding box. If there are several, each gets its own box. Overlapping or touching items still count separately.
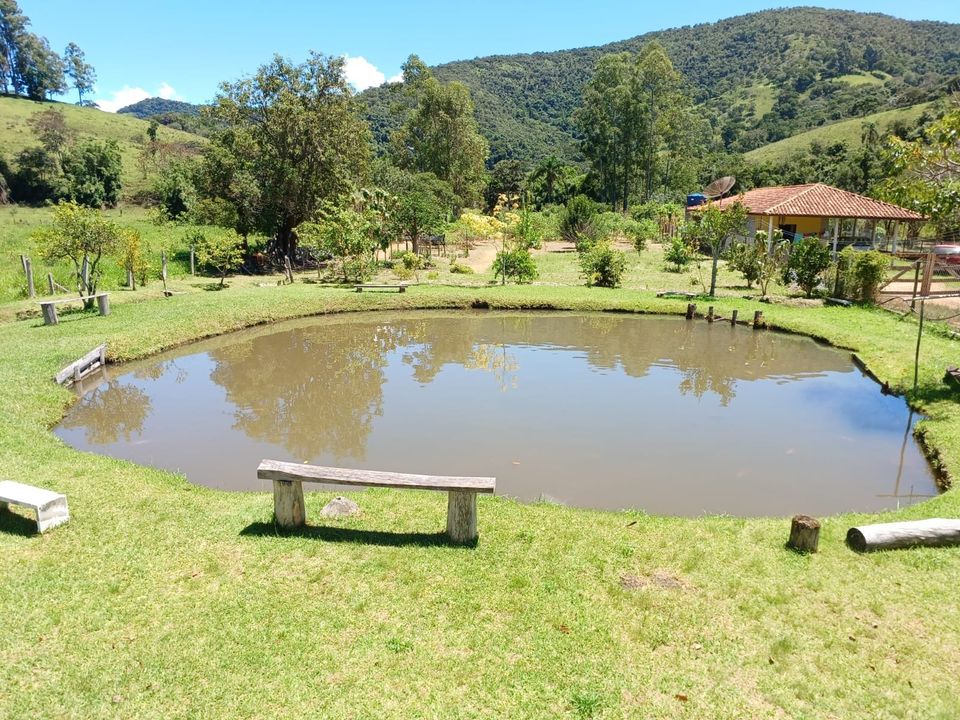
[574,43,699,211]
[61,139,122,208]
[390,55,488,208]
[64,42,95,105]
[690,200,749,297]
[203,53,372,259]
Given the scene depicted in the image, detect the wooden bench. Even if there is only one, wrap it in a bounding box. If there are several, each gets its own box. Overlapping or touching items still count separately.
[39,293,110,325]
[0,481,70,533]
[354,284,408,293]
[257,459,495,544]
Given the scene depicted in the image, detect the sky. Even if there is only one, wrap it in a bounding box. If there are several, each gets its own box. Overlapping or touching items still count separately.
[20,0,960,111]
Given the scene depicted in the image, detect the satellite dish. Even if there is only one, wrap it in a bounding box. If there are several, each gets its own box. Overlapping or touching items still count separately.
[703,176,736,199]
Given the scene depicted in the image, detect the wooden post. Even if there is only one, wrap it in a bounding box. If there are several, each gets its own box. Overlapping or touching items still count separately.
[41,302,58,326]
[126,266,135,290]
[788,515,820,553]
[920,252,935,297]
[161,251,168,282]
[911,259,921,311]
[273,479,305,528]
[847,519,960,552]
[446,490,478,544]
[96,293,110,317]
[190,245,196,276]
[685,303,696,320]
[707,306,715,322]
[766,216,774,253]
[24,256,35,298]
[753,310,764,328]
[730,309,738,325]
[284,255,294,283]
[47,272,54,295]
[81,255,90,295]
[832,219,839,260]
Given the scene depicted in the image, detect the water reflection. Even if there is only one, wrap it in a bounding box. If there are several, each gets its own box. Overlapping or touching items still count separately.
[54,311,939,516]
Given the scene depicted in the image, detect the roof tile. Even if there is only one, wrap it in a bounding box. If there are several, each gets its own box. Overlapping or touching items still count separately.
[710,183,924,221]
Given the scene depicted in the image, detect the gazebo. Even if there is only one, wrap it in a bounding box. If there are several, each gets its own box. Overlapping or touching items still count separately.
[706,183,925,255]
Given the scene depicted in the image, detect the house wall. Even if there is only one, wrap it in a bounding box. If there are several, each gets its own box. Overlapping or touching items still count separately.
[748,215,827,239]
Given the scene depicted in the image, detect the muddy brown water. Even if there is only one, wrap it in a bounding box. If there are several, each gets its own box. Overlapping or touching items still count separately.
[56,311,939,516]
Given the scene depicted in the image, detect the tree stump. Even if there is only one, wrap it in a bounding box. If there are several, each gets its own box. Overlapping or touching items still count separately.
[685,303,697,320]
[446,490,478,544]
[707,306,715,322]
[788,515,820,553]
[730,309,738,325]
[753,310,765,328]
[273,479,305,528]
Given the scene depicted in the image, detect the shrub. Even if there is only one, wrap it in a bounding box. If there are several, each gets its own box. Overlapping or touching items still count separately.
[624,217,658,253]
[493,248,538,284]
[726,242,762,288]
[580,241,626,288]
[785,236,832,297]
[194,229,244,286]
[664,235,691,272]
[559,194,599,245]
[449,261,474,274]
[839,248,888,302]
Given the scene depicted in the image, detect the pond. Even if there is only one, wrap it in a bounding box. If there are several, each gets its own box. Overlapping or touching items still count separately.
[55,311,939,517]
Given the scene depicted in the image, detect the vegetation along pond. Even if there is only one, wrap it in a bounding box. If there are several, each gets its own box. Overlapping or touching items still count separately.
[56,311,939,517]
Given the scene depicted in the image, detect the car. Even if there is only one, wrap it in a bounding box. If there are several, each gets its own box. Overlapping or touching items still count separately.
[933,244,960,265]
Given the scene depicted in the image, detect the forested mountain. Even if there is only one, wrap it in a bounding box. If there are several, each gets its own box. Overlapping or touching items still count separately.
[117,98,201,118]
[362,7,960,165]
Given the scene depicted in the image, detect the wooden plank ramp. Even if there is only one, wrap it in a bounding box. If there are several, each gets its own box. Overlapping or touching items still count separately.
[55,344,106,386]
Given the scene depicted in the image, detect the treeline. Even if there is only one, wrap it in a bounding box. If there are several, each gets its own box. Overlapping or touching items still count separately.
[362,7,960,163]
[0,1,96,103]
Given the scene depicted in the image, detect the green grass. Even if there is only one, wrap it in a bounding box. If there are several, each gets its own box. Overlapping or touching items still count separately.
[0,95,204,198]
[745,102,933,164]
[835,72,888,87]
[1,281,960,718]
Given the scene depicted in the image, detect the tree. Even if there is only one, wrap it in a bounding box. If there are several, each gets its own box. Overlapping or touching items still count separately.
[392,172,451,254]
[194,229,244,287]
[61,139,122,207]
[118,227,148,289]
[297,204,378,284]
[27,108,71,160]
[485,159,525,210]
[64,42,95,105]
[390,56,488,207]
[786,236,831,297]
[574,43,698,211]
[15,32,64,100]
[689,201,748,296]
[32,202,121,304]
[204,53,371,260]
[0,0,28,95]
[579,241,627,288]
[192,128,261,244]
[664,234,691,272]
[876,102,960,236]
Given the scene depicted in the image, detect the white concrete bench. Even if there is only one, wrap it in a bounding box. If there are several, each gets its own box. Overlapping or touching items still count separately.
[0,481,70,533]
[257,460,495,544]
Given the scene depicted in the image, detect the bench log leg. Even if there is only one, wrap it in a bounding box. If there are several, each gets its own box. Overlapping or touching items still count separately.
[273,479,305,528]
[41,303,58,326]
[446,490,477,544]
[36,496,70,533]
[97,294,110,317]
[399,286,406,293]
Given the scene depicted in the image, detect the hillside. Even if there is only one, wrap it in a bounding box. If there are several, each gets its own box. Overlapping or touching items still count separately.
[362,7,960,165]
[745,101,936,164]
[0,96,204,198]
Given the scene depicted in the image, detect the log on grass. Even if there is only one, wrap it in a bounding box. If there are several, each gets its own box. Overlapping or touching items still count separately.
[846,519,960,552]
[788,514,820,553]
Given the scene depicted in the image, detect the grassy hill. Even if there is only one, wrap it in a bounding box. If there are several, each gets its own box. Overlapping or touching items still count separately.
[744,102,935,163]
[362,8,960,164]
[0,96,204,198]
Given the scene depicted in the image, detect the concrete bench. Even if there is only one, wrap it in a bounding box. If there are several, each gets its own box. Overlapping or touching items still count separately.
[0,481,70,533]
[257,459,495,543]
[40,293,110,325]
[354,284,408,293]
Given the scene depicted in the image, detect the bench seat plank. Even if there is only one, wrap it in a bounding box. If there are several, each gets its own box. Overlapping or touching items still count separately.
[0,480,70,533]
[257,459,495,493]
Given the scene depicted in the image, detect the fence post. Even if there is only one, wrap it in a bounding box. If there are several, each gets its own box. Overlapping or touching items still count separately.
[81,255,90,296]
[920,252,935,298]
[190,245,195,276]
[24,256,35,298]
[47,272,55,295]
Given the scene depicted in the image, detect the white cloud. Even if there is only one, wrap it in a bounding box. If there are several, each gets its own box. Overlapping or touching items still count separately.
[93,83,183,113]
[387,72,403,84]
[342,55,385,91]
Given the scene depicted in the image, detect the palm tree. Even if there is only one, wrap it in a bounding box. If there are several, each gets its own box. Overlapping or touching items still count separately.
[531,155,563,206]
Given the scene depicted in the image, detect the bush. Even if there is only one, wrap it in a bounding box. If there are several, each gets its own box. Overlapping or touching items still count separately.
[559,194,599,245]
[194,229,244,286]
[785,236,832,297]
[393,250,425,271]
[726,242,762,288]
[625,217,657,253]
[839,248,888,302]
[580,241,627,288]
[664,235,691,272]
[449,261,474,274]
[493,248,538,284]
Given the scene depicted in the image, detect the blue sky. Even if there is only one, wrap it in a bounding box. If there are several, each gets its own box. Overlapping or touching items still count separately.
[21,0,960,111]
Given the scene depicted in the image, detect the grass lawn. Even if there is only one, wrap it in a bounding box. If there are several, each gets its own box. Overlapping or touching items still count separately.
[1,280,960,719]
